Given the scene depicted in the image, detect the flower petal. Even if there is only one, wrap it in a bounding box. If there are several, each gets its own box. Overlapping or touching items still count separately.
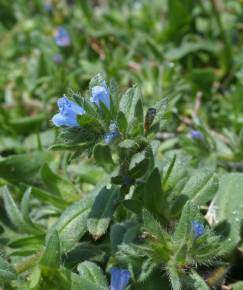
[91,85,110,109]
[51,112,79,127]
[110,268,131,290]
[52,97,85,127]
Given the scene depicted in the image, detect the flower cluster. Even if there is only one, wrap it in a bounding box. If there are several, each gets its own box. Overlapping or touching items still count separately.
[52,82,120,144]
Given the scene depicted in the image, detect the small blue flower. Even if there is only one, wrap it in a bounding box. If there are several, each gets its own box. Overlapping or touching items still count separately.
[104,122,119,144]
[54,27,71,47]
[192,221,204,239]
[52,96,85,127]
[53,53,63,64]
[104,132,115,144]
[190,130,203,140]
[90,83,110,109]
[123,176,133,186]
[110,268,131,290]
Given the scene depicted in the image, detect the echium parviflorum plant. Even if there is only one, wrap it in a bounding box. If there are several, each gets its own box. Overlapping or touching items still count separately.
[0,74,233,290]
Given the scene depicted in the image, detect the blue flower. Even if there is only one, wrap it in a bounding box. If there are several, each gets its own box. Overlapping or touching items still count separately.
[110,268,131,290]
[54,27,71,47]
[123,176,133,186]
[190,130,203,140]
[52,96,85,127]
[53,53,63,64]
[192,221,204,239]
[104,122,119,144]
[90,83,110,109]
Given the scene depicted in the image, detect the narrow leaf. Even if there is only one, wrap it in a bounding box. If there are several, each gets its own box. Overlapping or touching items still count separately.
[87,186,120,239]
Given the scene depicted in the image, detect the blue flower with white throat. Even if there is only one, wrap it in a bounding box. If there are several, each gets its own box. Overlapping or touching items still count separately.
[52,96,85,127]
[110,268,131,290]
[90,82,110,109]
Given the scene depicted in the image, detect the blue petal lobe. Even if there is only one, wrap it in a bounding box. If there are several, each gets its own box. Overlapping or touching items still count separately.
[52,96,84,127]
[91,85,110,109]
[110,268,131,290]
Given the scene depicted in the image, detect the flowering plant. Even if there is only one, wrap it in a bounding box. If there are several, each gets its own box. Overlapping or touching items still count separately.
[0,74,239,290]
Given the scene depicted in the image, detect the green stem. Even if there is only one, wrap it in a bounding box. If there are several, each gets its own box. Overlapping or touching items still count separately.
[210,0,233,73]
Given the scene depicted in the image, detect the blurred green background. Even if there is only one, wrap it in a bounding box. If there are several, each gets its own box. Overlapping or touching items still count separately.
[1,0,243,157]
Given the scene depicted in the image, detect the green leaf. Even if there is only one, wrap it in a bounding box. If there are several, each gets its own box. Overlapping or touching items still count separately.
[163,152,191,191]
[165,40,217,61]
[8,235,44,251]
[119,139,137,150]
[93,144,114,168]
[77,114,104,134]
[29,185,68,210]
[188,270,209,290]
[171,168,218,216]
[2,186,37,234]
[47,195,94,252]
[173,201,201,243]
[132,268,171,290]
[71,260,108,290]
[167,0,192,29]
[20,187,44,234]
[41,163,76,200]
[142,209,170,244]
[117,111,128,135]
[59,127,98,145]
[0,152,50,183]
[144,168,164,214]
[129,158,149,179]
[41,230,60,268]
[110,222,139,252]
[134,98,144,134]
[167,263,182,290]
[0,256,16,281]
[232,281,243,290]
[181,168,218,204]
[77,261,108,288]
[29,266,41,289]
[87,186,120,239]
[153,98,168,127]
[119,86,142,123]
[49,143,90,152]
[122,199,143,215]
[9,114,45,134]
[63,242,104,269]
[211,173,243,252]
